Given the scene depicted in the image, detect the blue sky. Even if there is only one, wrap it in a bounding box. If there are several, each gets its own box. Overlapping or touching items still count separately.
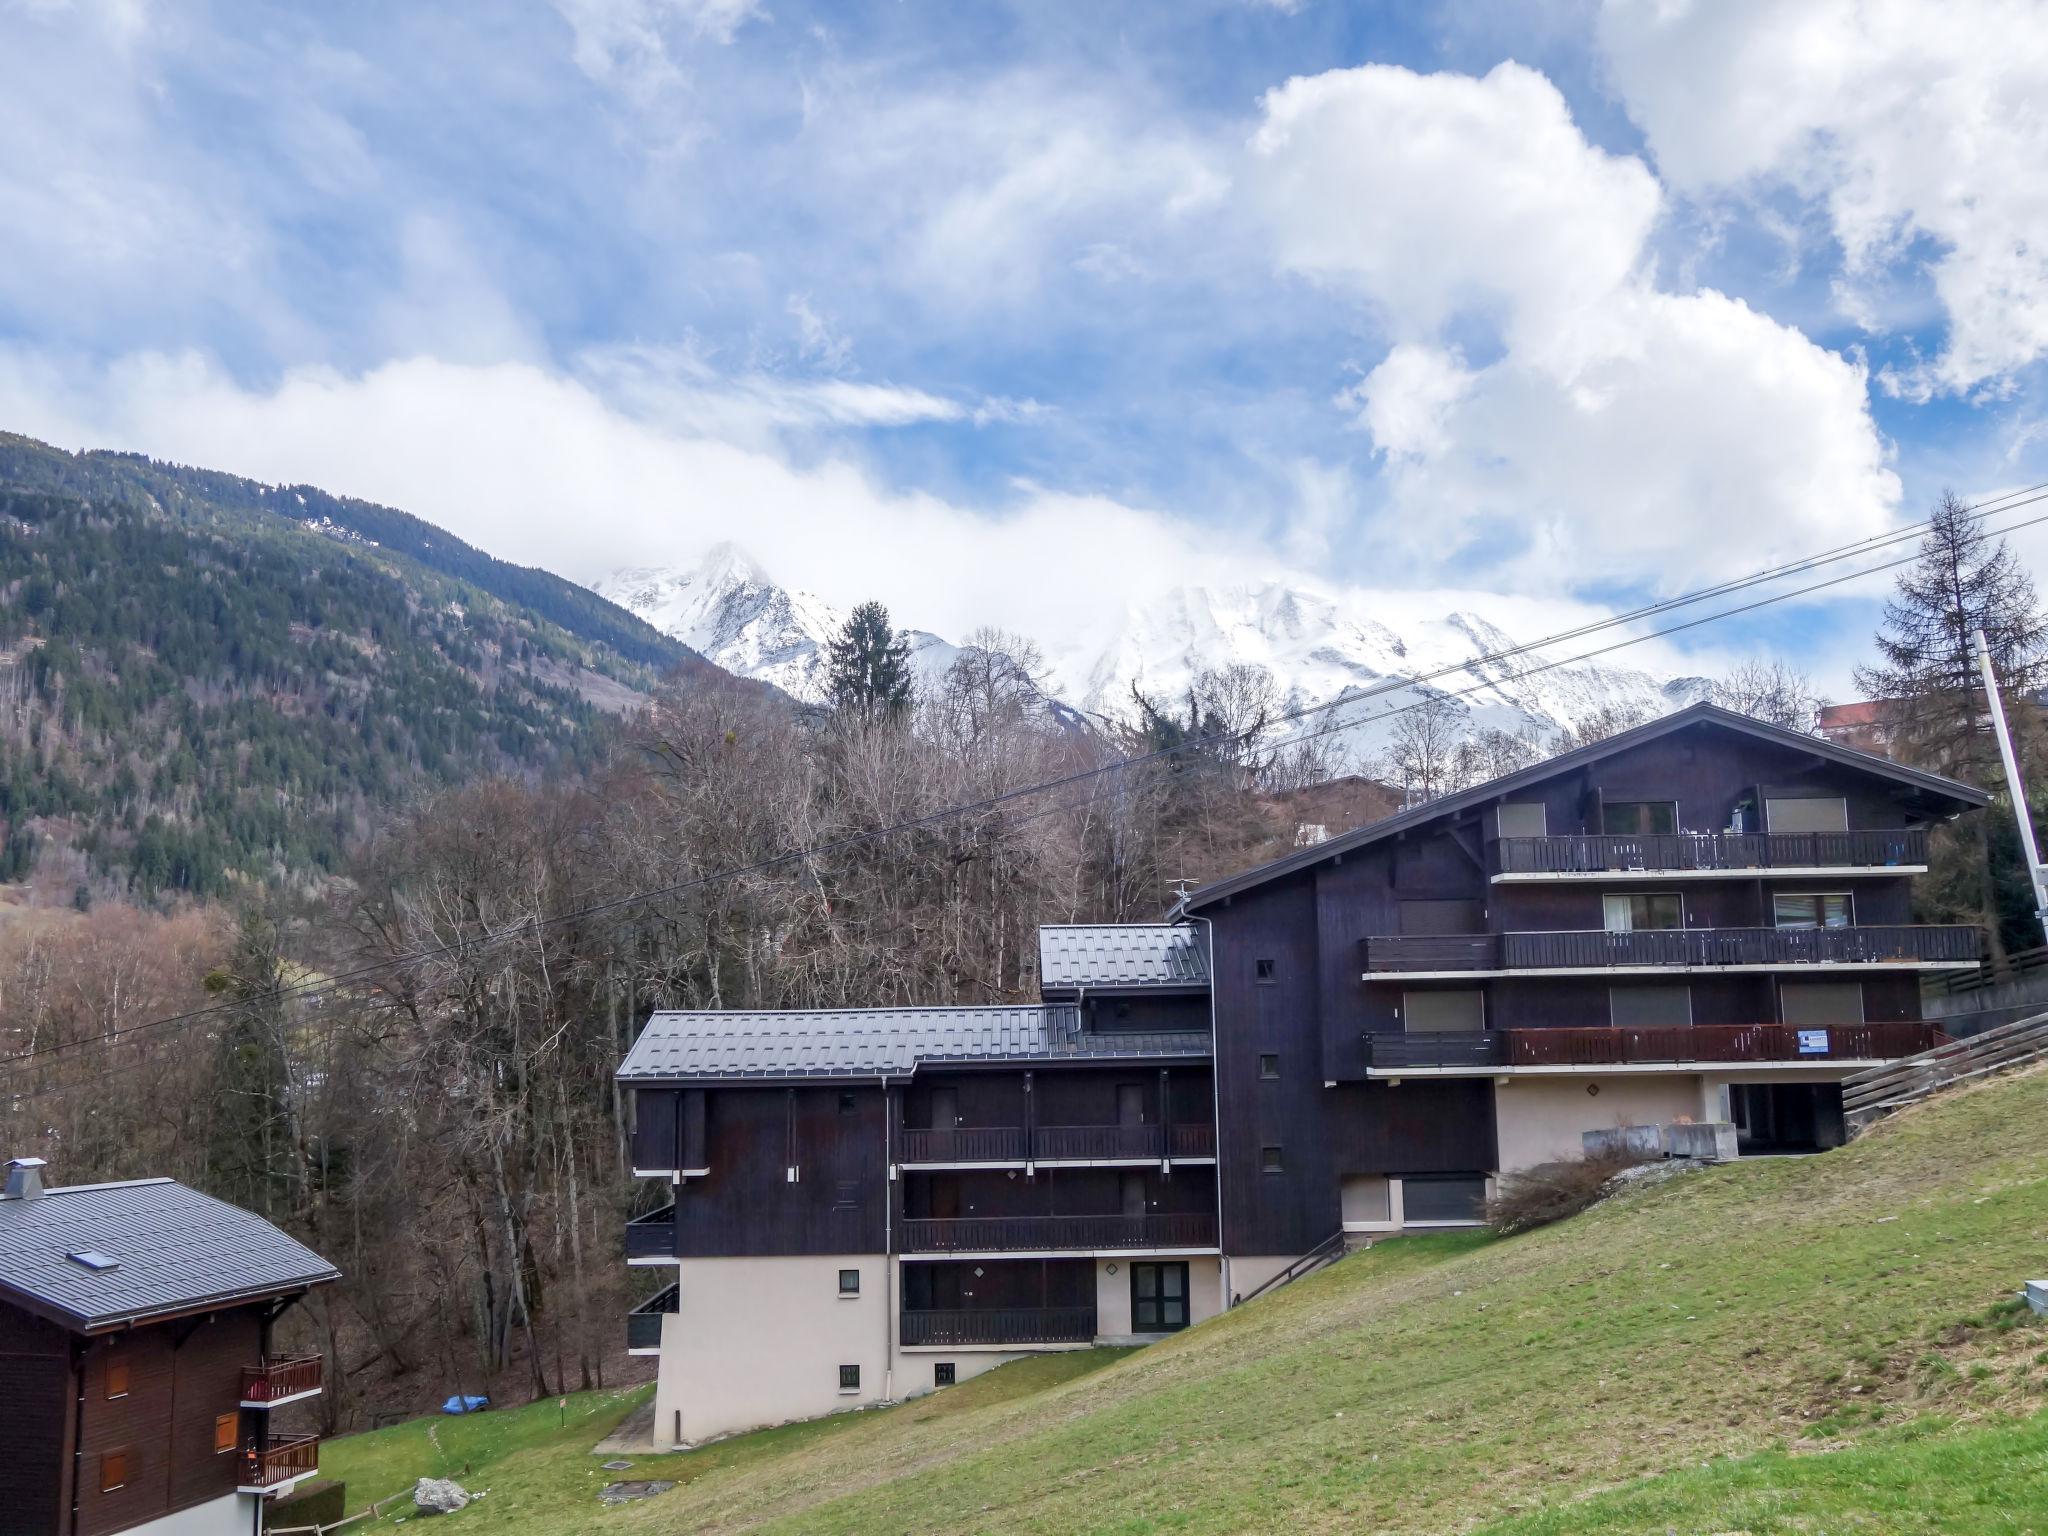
[3,0,2046,692]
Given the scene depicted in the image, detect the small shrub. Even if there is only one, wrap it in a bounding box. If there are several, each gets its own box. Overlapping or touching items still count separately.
[269,1477,347,1528]
[1484,1152,1649,1236]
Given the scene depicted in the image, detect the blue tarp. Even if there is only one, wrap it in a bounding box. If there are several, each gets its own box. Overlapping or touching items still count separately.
[441,1394,490,1414]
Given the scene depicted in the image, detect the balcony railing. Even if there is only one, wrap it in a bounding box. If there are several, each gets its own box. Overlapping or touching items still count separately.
[1362,1021,1942,1072]
[627,1282,679,1352]
[625,1203,676,1260]
[898,1212,1218,1254]
[900,1306,1098,1346]
[239,1354,323,1407]
[238,1434,319,1493]
[1496,828,1929,877]
[896,1124,1217,1163]
[1363,925,1980,974]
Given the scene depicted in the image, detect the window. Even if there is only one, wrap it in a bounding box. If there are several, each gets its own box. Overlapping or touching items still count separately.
[1341,1174,1392,1225]
[104,1355,129,1400]
[214,1413,239,1455]
[1779,980,1864,1025]
[1608,985,1693,1028]
[1603,893,1682,932]
[838,1091,856,1114]
[1255,958,1276,981]
[1402,1174,1488,1223]
[1260,1145,1284,1174]
[99,1449,129,1493]
[1603,801,1677,836]
[1774,892,1852,930]
[1766,796,1848,834]
[1497,802,1547,838]
[838,1364,860,1393]
[838,1268,861,1297]
[1258,1053,1279,1080]
[1401,989,1485,1033]
[1131,1262,1190,1331]
[1398,898,1485,935]
[934,1362,956,1387]
[833,1180,859,1211]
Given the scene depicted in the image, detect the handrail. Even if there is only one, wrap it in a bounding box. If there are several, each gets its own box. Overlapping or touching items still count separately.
[1843,1009,2048,1120]
[1236,1231,1345,1306]
[1496,828,1927,876]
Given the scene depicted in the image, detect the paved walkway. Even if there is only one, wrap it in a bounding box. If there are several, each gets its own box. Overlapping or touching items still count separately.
[592,1398,659,1455]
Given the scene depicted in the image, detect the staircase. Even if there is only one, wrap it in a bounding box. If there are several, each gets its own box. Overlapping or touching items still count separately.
[1843,1009,2048,1131]
[1233,1232,1347,1306]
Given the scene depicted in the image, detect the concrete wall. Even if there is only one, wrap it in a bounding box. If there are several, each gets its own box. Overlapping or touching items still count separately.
[130,1493,249,1536]
[1093,1257,1223,1341]
[1493,1076,1706,1171]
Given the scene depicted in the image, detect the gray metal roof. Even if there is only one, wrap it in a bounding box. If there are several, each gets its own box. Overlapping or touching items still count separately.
[0,1178,339,1332]
[1181,701,1991,913]
[1038,924,1209,992]
[618,1003,1211,1083]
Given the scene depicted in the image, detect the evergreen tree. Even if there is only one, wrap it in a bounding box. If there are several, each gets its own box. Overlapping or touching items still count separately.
[202,913,302,1222]
[825,601,914,723]
[1855,491,2048,961]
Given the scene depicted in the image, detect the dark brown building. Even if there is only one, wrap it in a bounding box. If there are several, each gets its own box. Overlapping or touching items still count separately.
[0,1160,338,1536]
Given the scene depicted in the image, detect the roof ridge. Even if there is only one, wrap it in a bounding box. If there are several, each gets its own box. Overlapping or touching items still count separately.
[38,1177,178,1196]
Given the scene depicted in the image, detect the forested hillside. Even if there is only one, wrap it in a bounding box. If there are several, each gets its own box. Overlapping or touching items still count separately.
[0,433,714,898]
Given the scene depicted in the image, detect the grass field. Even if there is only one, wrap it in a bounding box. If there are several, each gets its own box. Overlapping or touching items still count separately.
[318,1064,2048,1533]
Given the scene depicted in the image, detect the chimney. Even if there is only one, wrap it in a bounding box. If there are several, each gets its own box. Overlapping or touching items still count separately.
[4,1157,47,1200]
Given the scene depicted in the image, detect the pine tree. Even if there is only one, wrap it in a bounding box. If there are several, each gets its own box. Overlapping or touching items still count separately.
[1855,491,2048,961]
[202,912,302,1221]
[825,601,914,723]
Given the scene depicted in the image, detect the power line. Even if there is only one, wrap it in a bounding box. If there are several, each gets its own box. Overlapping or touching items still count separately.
[6,488,2046,1093]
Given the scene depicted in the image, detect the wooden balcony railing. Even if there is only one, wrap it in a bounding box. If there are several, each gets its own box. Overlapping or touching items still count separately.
[239,1354,323,1407]
[1496,828,1929,877]
[896,1125,1217,1163]
[898,1212,1218,1254]
[899,1306,1097,1346]
[1362,1021,1942,1072]
[626,1282,679,1352]
[1363,925,1980,973]
[625,1203,676,1260]
[899,1126,1028,1163]
[238,1434,319,1492]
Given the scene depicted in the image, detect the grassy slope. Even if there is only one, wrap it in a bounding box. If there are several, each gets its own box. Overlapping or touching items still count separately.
[324,1067,2048,1533]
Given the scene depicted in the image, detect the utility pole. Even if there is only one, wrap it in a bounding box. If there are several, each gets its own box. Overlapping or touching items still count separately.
[1974,627,2048,944]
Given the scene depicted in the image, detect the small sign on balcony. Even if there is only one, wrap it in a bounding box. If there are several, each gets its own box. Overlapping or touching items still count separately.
[1796,1029,1831,1056]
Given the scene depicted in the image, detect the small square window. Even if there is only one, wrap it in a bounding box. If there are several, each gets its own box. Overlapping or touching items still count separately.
[105,1356,129,1400]
[934,1362,956,1387]
[838,1091,856,1114]
[99,1449,129,1493]
[214,1412,238,1455]
[839,1363,860,1393]
[1255,958,1276,981]
[838,1268,860,1296]
[1258,1053,1279,1080]
[1260,1145,1284,1174]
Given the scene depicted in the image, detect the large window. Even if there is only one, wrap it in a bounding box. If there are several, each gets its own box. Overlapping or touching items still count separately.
[1603,893,1683,932]
[1609,985,1693,1027]
[1766,796,1848,834]
[1402,1174,1489,1223]
[1774,892,1852,930]
[1497,802,1547,837]
[1603,801,1677,836]
[1779,980,1864,1025]
[1398,898,1486,935]
[1402,989,1486,1033]
[1131,1262,1190,1332]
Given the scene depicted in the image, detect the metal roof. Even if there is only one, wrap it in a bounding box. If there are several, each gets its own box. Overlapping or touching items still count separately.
[1180,701,1990,913]
[0,1178,340,1332]
[618,1003,1211,1083]
[1038,924,1209,991]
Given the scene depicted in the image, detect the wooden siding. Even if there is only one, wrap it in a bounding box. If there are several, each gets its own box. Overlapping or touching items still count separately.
[1325,1081,1496,1175]
[671,1085,887,1257]
[0,1303,70,1536]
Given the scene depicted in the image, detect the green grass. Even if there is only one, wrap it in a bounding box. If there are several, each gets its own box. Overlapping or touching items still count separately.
[325,1065,2048,1532]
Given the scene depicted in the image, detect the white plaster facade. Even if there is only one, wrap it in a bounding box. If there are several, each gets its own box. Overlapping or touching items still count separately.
[129,1492,253,1536]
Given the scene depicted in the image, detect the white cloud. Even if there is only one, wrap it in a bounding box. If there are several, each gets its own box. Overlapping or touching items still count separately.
[1247,60,1900,586]
[1596,0,2048,391]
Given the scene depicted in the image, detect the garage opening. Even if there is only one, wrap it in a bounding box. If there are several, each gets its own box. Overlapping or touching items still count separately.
[1729,1082,1846,1154]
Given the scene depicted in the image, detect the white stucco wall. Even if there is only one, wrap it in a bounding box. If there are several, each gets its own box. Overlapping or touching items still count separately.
[1493,1076,1706,1171]
[1093,1256,1222,1341]
[130,1493,250,1536]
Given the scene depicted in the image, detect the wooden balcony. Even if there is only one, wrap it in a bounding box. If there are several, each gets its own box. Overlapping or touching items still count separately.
[626,1282,679,1353]
[1495,828,1929,878]
[239,1354,323,1408]
[1363,925,1980,975]
[625,1203,676,1261]
[897,1124,1218,1164]
[238,1434,319,1494]
[898,1212,1218,1254]
[900,1306,1097,1347]
[1362,1020,1942,1073]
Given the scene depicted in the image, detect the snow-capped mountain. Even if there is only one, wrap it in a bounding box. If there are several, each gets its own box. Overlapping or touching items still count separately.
[595,543,959,704]
[596,543,1687,759]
